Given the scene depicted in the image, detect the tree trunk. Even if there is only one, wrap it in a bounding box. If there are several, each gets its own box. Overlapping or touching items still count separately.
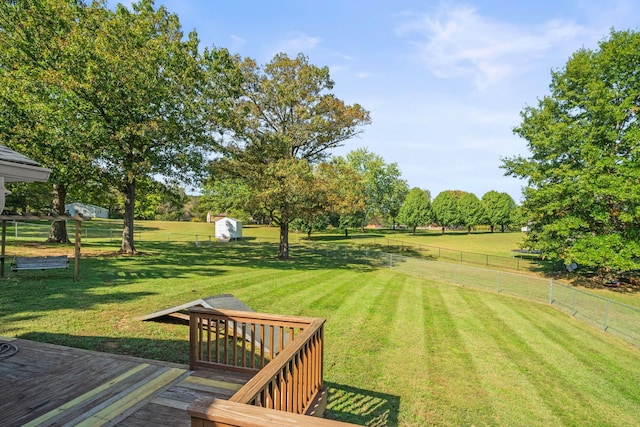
[344,228,349,238]
[413,226,417,234]
[278,221,289,259]
[467,226,471,234]
[47,183,69,243]
[441,226,445,234]
[490,225,495,233]
[501,224,505,232]
[120,179,136,254]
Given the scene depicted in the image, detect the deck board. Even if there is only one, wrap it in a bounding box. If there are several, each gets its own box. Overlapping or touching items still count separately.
[0,338,252,426]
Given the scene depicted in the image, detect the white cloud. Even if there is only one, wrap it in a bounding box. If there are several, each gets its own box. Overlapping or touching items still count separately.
[396,4,586,90]
[274,32,322,56]
[229,35,246,52]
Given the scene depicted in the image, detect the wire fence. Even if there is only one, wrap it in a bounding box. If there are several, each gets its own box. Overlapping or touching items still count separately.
[298,241,640,349]
[6,222,639,348]
[3,221,273,249]
[342,235,564,272]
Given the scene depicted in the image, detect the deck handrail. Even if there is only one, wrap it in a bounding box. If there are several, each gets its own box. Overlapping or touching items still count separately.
[189,307,317,372]
[229,316,325,414]
[189,307,326,413]
[188,398,356,427]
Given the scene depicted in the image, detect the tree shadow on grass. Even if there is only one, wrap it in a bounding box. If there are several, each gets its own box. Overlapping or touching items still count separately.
[17,331,190,364]
[323,381,400,427]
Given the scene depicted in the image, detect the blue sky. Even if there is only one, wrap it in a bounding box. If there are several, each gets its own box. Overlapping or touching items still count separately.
[111,0,640,202]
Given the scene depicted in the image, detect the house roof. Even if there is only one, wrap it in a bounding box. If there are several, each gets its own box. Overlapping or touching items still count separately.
[0,145,51,183]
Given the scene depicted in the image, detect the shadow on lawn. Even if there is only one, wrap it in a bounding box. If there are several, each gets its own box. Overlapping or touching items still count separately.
[17,332,190,364]
[324,381,400,427]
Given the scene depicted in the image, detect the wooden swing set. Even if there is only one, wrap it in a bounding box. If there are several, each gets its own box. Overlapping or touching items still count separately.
[0,214,84,281]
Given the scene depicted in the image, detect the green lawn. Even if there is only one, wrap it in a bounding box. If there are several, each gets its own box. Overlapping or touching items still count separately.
[2,222,640,426]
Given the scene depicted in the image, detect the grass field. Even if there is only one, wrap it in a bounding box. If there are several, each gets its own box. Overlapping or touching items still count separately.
[1,220,640,425]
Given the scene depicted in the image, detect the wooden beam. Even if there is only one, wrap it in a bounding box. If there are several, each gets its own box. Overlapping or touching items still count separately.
[1,220,6,278]
[74,219,81,281]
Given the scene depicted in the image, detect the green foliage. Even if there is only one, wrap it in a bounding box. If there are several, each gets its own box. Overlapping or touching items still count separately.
[0,0,238,253]
[216,53,370,257]
[200,175,253,220]
[397,187,433,233]
[458,192,484,233]
[4,182,51,213]
[503,29,640,273]
[339,148,408,228]
[432,190,463,232]
[482,191,517,232]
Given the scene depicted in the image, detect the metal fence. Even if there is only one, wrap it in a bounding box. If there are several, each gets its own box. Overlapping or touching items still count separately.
[343,235,564,272]
[298,241,640,349]
[7,222,638,348]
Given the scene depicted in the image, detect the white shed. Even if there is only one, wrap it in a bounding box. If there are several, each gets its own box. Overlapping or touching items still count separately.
[65,202,109,219]
[215,217,242,240]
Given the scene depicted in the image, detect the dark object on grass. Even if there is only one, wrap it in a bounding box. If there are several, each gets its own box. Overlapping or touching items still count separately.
[604,280,621,288]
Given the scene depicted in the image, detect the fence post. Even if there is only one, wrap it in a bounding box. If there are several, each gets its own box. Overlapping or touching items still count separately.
[496,271,500,293]
[453,265,456,284]
[549,280,554,304]
[195,234,199,247]
[389,253,393,269]
[603,300,609,331]
[486,254,489,266]
[572,288,577,316]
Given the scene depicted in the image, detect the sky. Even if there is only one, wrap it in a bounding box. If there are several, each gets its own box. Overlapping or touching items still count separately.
[111,0,640,202]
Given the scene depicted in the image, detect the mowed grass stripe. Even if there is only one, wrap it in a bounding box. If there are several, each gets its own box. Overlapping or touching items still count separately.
[238,268,350,314]
[266,270,371,318]
[418,282,497,425]
[457,290,640,426]
[485,297,640,425]
[444,288,562,426]
[377,275,433,425]
[322,270,397,386]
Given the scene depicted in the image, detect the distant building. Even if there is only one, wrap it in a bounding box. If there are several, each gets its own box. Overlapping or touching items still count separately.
[215,217,242,240]
[65,202,109,219]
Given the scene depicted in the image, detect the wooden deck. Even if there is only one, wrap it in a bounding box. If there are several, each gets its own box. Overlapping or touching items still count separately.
[0,337,253,427]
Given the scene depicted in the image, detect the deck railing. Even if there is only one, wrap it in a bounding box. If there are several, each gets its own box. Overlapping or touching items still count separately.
[188,307,342,425]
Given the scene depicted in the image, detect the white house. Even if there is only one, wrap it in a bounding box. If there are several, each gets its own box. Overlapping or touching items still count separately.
[214,217,242,240]
[0,145,51,213]
[65,202,109,219]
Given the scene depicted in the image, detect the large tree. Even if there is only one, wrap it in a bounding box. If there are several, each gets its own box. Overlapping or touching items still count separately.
[1,0,235,254]
[0,0,105,242]
[482,191,516,233]
[432,190,464,234]
[217,53,370,258]
[397,187,432,234]
[458,192,484,234]
[503,29,640,274]
[341,148,408,229]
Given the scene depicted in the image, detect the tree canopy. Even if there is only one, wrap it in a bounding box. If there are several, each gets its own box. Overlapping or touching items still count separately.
[482,191,517,232]
[0,0,237,253]
[216,53,370,258]
[458,192,484,234]
[397,188,432,233]
[432,190,464,233]
[503,29,640,274]
[340,148,408,229]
